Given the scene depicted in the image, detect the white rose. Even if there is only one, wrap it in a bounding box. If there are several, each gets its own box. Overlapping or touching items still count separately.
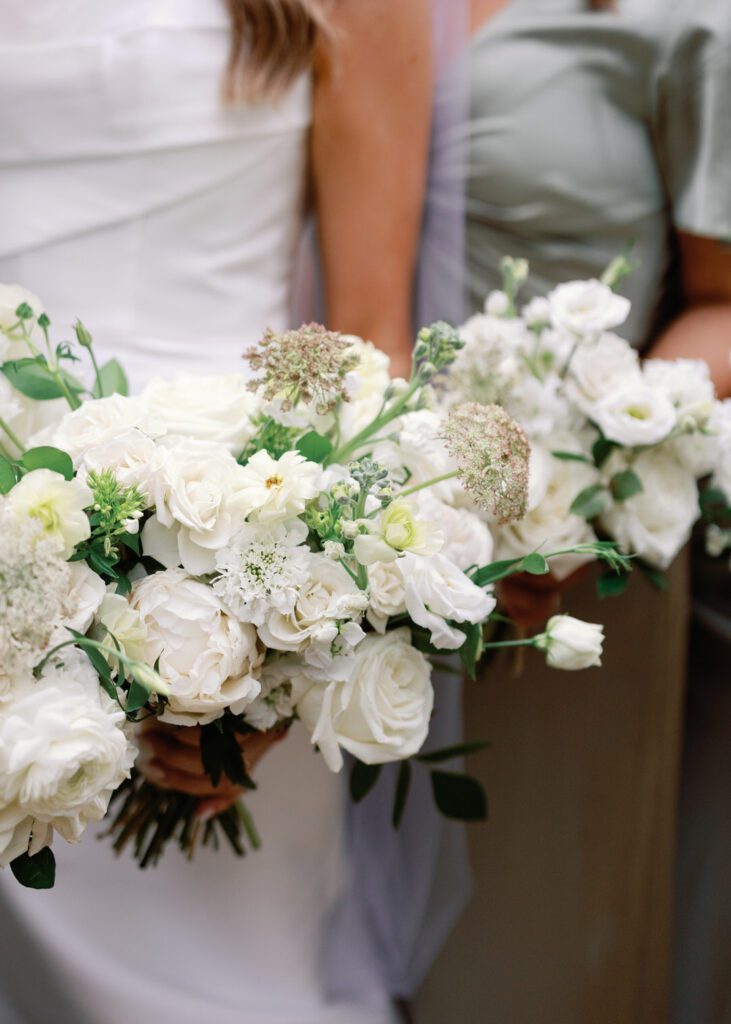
[129,569,263,726]
[139,373,261,454]
[593,383,676,447]
[643,358,715,431]
[78,428,160,501]
[0,651,135,856]
[294,628,434,771]
[399,552,495,650]
[535,615,604,670]
[236,449,322,523]
[494,447,598,580]
[51,395,164,465]
[258,554,368,664]
[565,332,642,415]
[600,447,699,568]
[8,469,92,558]
[367,560,407,632]
[548,279,631,336]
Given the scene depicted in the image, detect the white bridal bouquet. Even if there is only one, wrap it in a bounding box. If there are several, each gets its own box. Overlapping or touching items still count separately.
[449,257,731,592]
[0,264,719,889]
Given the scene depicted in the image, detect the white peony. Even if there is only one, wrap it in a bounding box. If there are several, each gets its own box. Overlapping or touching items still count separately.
[535,615,604,670]
[139,373,261,454]
[600,447,699,568]
[0,651,136,865]
[548,279,631,337]
[129,569,263,726]
[51,395,164,465]
[643,358,715,431]
[593,384,677,447]
[293,628,434,772]
[8,469,92,559]
[565,332,642,415]
[236,449,321,524]
[398,552,495,650]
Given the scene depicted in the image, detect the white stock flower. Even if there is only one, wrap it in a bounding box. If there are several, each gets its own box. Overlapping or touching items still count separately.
[593,384,676,447]
[565,332,642,415]
[600,448,699,569]
[643,358,715,431]
[535,615,604,670]
[0,650,135,861]
[8,469,92,558]
[293,628,434,772]
[51,395,163,464]
[399,552,495,650]
[139,373,261,454]
[354,498,443,566]
[212,520,310,626]
[129,569,263,726]
[236,449,322,523]
[548,279,631,337]
[494,446,598,580]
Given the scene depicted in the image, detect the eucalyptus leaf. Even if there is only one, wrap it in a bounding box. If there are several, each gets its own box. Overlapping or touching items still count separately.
[392,760,412,829]
[296,431,333,464]
[431,771,487,822]
[20,446,74,480]
[350,760,382,803]
[10,848,56,889]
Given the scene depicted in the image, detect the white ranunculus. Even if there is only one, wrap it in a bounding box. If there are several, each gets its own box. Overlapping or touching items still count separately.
[78,428,160,501]
[129,569,263,726]
[565,332,642,415]
[535,615,604,670]
[51,395,164,465]
[0,814,52,870]
[413,492,494,572]
[373,410,460,504]
[593,383,677,447]
[600,448,699,569]
[0,651,136,858]
[354,498,443,566]
[257,554,369,666]
[139,373,261,454]
[399,552,495,650]
[293,628,434,771]
[367,560,407,632]
[548,279,631,337]
[8,469,92,558]
[494,447,598,580]
[643,358,715,431]
[236,449,322,523]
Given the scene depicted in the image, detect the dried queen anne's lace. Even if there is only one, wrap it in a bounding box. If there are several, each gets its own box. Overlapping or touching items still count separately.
[443,402,530,524]
[245,323,360,414]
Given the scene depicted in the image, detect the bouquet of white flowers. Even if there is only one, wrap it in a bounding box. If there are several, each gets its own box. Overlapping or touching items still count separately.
[0,284,637,888]
[448,256,731,594]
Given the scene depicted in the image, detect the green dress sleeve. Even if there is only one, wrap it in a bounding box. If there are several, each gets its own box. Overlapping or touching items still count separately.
[652,0,731,238]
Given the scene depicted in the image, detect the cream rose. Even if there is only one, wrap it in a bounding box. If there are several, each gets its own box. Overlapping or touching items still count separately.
[8,469,92,558]
[535,615,604,670]
[294,628,434,771]
[366,560,407,632]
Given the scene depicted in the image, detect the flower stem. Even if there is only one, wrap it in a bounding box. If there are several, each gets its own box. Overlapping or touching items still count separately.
[398,470,458,498]
[0,416,24,454]
[326,377,421,466]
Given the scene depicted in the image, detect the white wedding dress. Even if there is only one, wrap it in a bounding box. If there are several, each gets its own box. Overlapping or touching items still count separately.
[0,4,396,1023]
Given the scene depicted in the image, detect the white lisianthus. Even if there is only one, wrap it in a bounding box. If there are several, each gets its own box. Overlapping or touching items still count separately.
[599,448,699,569]
[236,449,322,523]
[95,591,149,663]
[139,373,261,454]
[643,358,715,432]
[535,615,604,670]
[593,384,677,447]
[212,519,311,626]
[257,554,368,666]
[293,628,434,772]
[129,569,263,725]
[354,498,443,566]
[78,428,160,501]
[8,469,92,559]
[51,395,164,464]
[565,332,642,415]
[548,279,631,337]
[494,447,598,580]
[0,651,136,862]
[399,552,495,650]
[413,492,494,572]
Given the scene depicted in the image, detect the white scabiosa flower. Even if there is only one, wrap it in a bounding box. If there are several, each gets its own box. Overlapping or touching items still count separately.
[535,615,604,670]
[548,279,631,337]
[236,449,322,523]
[7,469,92,558]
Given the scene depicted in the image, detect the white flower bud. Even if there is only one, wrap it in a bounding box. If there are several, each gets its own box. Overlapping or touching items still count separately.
[485,290,510,317]
[535,615,604,671]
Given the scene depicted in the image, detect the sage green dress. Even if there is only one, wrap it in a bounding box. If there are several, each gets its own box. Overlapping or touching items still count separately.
[418,3,731,1024]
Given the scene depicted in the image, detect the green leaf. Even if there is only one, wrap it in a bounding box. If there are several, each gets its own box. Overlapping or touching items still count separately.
[471,557,524,587]
[610,469,643,502]
[20,446,74,480]
[431,771,487,822]
[125,679,150,714]
[119,530,141,555]
[350,760,382,803]
[296,431,333,464]
[0,455,17,493]
[592,435,617,468]
[551,450,593,464]
[10,848,56,889]
[638,561,668,591]
[457,622,484,680]
[417,740,491,764]
[92,358,129,399]
[2,358,83,401]
[115,574,132,597]
[596,571,630,599]
[392,760,412,829]
[570,484,608,521]
[409,626,443,656]
[521,552,550,575]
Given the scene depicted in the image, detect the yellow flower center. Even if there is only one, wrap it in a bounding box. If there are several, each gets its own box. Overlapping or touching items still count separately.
[265,474,283,490]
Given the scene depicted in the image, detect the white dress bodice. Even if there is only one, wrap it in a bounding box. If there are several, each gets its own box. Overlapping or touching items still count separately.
[0,5,394,1022]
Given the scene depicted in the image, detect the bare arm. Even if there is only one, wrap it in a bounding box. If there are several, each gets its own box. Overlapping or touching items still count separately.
[311,0,434,378]
[647,234,731,398]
